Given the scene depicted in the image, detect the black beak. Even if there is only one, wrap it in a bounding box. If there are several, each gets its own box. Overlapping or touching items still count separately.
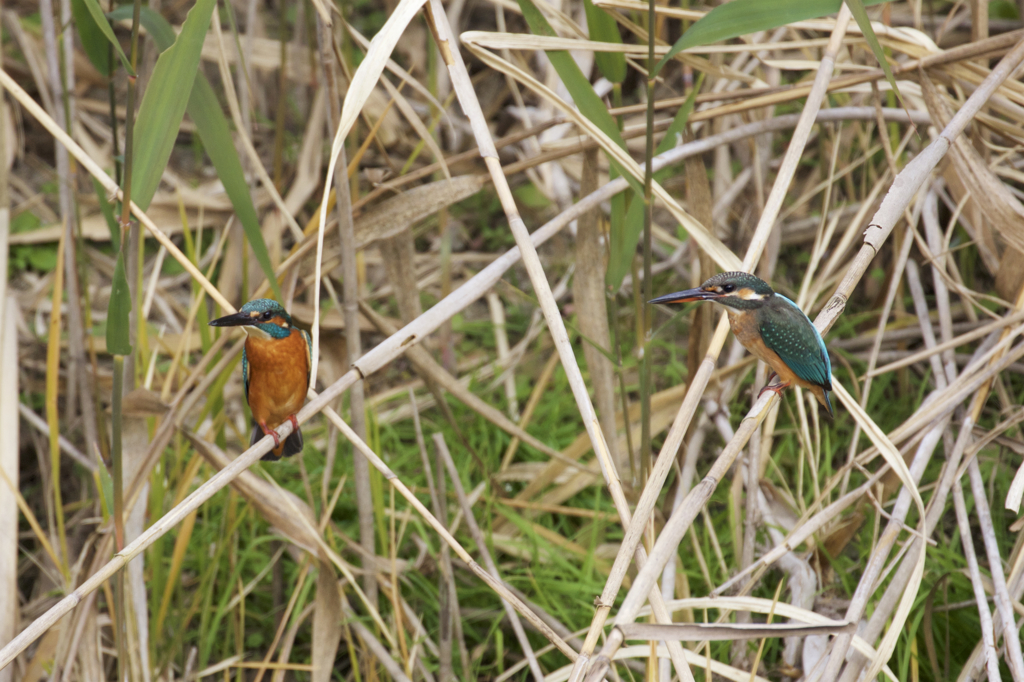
[649,288,721,305]
[209,311,258,327]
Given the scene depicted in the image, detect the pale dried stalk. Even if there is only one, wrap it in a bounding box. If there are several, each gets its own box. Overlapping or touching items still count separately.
[966,457,1024,681]
[574,146,620,473]
[576,10,853,681]
[317,16,376,609]
[434,434,544,681]
[597,20,1024,682]
[0,299,18,682]
[486,293,520,421]
[952,481,1002,682]
[830,43,1024,667]
[427,2,695,679]
[868,309,1024,376]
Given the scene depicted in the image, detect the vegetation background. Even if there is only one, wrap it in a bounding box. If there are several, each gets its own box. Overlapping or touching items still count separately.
[1,0,1023,680]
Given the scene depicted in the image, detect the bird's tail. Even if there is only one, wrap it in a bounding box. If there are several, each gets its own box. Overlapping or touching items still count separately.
[250,422,304,461]
[817,388,835,419]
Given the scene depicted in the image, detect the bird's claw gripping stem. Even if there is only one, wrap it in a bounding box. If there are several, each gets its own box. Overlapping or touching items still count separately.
[259,421,281,448]
[757,382,790,399]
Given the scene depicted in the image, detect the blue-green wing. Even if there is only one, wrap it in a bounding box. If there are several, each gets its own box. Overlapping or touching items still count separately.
[759,295,832,390]
[300,329,312,390]
[242,345,251,403]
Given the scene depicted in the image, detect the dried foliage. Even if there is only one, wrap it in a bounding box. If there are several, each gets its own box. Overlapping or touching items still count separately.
[2,1,1024,682]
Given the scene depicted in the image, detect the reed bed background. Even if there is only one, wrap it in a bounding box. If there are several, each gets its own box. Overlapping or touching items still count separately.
[1,0,1023,681]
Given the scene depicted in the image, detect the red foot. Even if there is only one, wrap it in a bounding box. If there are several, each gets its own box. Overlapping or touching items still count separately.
[758,381,790,399]
[287,414,300,432]
[259,421,282,448]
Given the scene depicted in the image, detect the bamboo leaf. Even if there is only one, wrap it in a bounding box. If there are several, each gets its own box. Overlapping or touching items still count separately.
[655,73,704,159]
[71,0,111,76]
[606,190,641,290]
[845,0,904,106]
[92,176,119,249]
[111,5,281,299]
[655,0,887,77]
[518,0,641,194]
[128,0,217,212]
[583,0,626,83]
[72,0,133,76]
[607,76,701,290]
[107,250,133,356]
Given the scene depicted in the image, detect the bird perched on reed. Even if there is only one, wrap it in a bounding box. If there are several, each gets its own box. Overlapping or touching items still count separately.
[651,272,833,417]
[209,299,312,460]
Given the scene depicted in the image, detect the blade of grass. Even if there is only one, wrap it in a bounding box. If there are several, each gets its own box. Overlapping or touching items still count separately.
[845,0,904,106]
[655,0,887,76]
[75,0,133,74]
[45,232,71,583]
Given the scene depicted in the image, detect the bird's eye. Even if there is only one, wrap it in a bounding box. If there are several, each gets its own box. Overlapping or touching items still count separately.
[261,311,273,320]
[721,284,735,293]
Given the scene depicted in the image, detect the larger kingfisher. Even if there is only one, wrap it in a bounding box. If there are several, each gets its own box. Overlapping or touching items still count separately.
[209,299,312,460]
[651,272,834,417]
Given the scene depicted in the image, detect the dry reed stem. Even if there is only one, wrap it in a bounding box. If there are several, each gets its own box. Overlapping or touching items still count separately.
[818,35,1024,681]
[952,481,1002,682]
[434,434,545,681]
[575,10,853,680]
[429,1,700,679]
[0,298,18,682]
[965,458,1024,680]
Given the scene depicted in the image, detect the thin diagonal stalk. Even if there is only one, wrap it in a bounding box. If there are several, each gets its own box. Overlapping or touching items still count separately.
[587,15,1024,682]
[424,2,694,680]
[576,10,853,680]
[966,457,1024,680]
[434,434,545,682]
[0,69,232,311]
[316,13,376,610]
[639,0,656,492]
[953,480,1002,682]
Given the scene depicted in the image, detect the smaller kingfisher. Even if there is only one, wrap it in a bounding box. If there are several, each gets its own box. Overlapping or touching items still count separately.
[651,272,834,417]
[209,299,312,460]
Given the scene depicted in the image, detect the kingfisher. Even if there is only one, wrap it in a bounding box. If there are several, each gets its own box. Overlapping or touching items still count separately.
[651,272,834,417]
[209,299,312,460]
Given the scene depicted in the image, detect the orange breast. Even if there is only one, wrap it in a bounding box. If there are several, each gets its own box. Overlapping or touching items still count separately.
[245,330,309,429]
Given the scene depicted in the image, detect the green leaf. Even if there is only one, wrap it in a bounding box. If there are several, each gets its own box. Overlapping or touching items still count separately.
[107,250,133,356]
[583,0,626,84]
[607,76,702,290]
[187,72,282,299]
[112,5,281,299]
[655,73,704,159]
[71,0,110,77]
[607,189,643,290]
[92,176,119,250]
[128,0,217,212]
[655,0,888,77]
[518,0,641,194]
[72,0,133,76]
[846,0,904,106]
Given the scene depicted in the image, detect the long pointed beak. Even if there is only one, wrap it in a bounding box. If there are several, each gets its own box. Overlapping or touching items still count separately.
[649,288,721,305]
[209,311,258,327]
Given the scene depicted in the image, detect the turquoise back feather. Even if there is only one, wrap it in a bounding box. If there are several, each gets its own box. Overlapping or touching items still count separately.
[758,294,832,390]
